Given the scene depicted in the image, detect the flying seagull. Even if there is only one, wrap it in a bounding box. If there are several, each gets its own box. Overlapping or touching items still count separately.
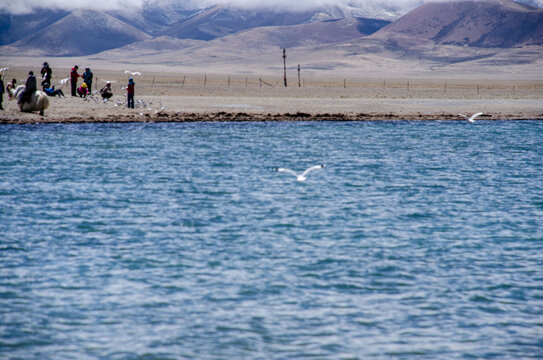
[124,71,141,76]
[274,164,325,182]
[59,77,70,85]
[0,67,8,73]
[459,112,484,123]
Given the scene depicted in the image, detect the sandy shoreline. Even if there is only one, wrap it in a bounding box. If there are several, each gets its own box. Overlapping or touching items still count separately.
[1,67,542,124]
[1,94,541,124]
[1,110,542,125]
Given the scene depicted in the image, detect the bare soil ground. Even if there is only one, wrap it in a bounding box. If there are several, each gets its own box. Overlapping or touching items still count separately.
[1,66,542,124]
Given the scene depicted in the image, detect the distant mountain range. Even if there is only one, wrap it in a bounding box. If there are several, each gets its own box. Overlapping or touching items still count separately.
[372,0,543,47]
[0,0,542,68]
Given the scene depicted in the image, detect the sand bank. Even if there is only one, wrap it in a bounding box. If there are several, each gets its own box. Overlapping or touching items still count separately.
[1,68,542,124]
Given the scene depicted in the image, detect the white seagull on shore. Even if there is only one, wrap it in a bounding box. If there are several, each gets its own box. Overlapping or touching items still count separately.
[124,71,141,76]
[274,164,325,182]
[459,112,484,123]
[59,77,70,85]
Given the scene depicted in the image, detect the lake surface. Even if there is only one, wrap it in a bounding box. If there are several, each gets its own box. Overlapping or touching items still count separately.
[1,121,542,359]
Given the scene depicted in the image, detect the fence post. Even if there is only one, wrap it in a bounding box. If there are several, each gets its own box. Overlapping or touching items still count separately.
[283,48,287,87]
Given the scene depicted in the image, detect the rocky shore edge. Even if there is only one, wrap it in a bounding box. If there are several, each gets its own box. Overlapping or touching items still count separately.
[1,111,542,124]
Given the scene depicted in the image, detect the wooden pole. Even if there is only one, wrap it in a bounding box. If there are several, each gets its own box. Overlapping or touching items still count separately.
[228,76,230,87]
[204,74,207,87]
[297,64,301,88]
[152,76,155,88]
[283,48,287,87]
[245,76,248,88]
[182,76,185,87]
[344,79,346,89]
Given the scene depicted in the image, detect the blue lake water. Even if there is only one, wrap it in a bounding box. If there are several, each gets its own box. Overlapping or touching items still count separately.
[1,121,542,359]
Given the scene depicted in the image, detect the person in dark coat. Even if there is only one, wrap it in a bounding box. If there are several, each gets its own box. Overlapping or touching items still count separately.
[40,62,52,86]
[18,71,37,105]
[82,67,93,93]
[100,82,113,101]
[70,65,80,97]
[126,77,135,108]
[0,77,5,110]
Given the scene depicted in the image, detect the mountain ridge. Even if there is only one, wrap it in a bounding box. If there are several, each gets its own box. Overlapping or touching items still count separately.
[1,0,542,70]
[372,0,543,48]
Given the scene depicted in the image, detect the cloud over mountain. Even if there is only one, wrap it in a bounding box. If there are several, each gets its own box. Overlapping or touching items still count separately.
[0,0,443,16]
[3,0,542,16]
[1,0,146,15]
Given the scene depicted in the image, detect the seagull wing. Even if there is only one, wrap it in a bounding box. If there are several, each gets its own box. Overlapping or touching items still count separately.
[301,164,324,178]
[469,112,484,122]
[275,168,299,177]
[458,113,468,120]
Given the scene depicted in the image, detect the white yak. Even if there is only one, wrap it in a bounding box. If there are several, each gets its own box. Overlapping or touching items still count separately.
[9,85,50,116]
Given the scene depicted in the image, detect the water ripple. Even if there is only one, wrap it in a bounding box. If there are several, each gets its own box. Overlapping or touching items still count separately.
[1,121,542,359]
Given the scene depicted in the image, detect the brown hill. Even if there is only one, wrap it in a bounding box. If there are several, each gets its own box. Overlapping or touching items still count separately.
[0,10,69,46]
[1,10,151,56]
[91,17,388,65]
[372,0,543,48]
[190,17,388,49]
[161,5,325,40]
[93,36,205,57]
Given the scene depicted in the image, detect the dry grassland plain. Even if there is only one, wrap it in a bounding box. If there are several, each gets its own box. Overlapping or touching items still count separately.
[0,62,542,124]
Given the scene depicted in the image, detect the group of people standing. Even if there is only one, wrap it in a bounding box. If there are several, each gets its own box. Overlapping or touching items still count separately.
[70,65,94,98]
[0,61,137,110]
[69,64,132,105]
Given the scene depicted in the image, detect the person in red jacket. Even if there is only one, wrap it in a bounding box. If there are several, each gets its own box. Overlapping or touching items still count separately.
[126,77,135,108]
[70,65,80,97]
